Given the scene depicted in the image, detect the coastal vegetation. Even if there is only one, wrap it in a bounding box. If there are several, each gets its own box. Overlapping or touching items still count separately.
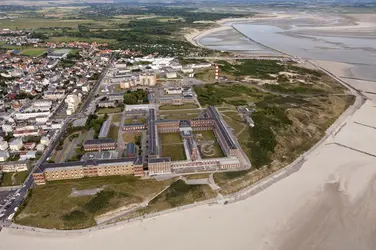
[114,180,216,221]
[14,175,175,229]
[193,59,353,194]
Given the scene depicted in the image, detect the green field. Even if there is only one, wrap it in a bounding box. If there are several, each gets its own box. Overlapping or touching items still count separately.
[21,48,47,57]
[194,130,224,159]
[0,18,96,30]
[96,107,122,114]
[108,125,119,140]
[1,171,29,186]
[15,175,175,229]
[160,132,186,160]
[124,116,146,124]
[160,133,182,144]
[159,104,199,110]
[194,130,216,141]
[194,84,269,107]
[111,114,122,123]
[48,37,115,44]
[160,110,200,120]
[161,144,186,161]
[185,173,211,180]
[220,111,245,134]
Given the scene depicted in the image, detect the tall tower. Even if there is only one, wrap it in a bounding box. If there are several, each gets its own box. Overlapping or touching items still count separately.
[215,64,219,80]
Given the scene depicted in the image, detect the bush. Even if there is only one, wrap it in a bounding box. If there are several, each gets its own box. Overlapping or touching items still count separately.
[63,210,87,222]
[84,190,115,213]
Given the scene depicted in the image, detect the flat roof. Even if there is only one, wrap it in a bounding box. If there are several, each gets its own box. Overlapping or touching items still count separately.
[40,158,139,171]
[84,138,115,145]
[149,157,171,163]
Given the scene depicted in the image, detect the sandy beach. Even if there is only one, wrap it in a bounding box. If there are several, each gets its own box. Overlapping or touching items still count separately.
[184,25,233,48]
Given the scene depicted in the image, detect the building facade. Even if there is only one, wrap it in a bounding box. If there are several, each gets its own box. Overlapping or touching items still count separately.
[83,139,116,151]
[33,158,144,185]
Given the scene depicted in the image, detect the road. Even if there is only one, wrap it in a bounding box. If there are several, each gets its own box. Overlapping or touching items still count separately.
[78,54,116,114]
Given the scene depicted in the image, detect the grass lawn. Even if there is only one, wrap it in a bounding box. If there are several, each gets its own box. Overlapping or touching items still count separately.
[160,110,200,120]
[120,180,216,220]
[1,171,28,186]
[194,130,224,159]
[194,130,216,141]
[159,104,198,110]
[0,18,96,30]
[221,111,245,135]
[21,48,47,57]
[124,116,146,124]
[123,133,138,143]
[161,144,186,161]
[163,114,200,120]
[111,114,122,123]
[15,175,175,229]
[185,173,210,180]
[202,142,224,159]
[96,107,122,114]
[160,133,182,144]
[108,125,119,140]
[48,36,115,44]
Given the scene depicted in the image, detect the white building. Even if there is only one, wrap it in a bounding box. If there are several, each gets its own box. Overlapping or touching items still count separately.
[32,100,52,108]
[36,143,45,152]
[0,161,29,172]
[43,89,65,100]
[0,151,9,162]
[65,94,81,115]
[14,111,51,120]
[165,87,183,95]
[9,138,23,151]
[40,136,50,145]
[119,74,157,89]
[166,71,177,79]
[181,67,194,74]
[0,140,8,150]
[2,124,13,133]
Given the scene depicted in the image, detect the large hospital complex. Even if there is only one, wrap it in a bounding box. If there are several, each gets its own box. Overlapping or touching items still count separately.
[32,105,247,185]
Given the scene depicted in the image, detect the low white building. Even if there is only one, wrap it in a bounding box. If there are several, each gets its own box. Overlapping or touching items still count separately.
[14,111,51,120]
[181,67,194,74]
[0,140,8,150]
[166,71,177,79]
[0,151,9,162]
[165,87,182,95]
[0,160,29,172]
[40,136,50,145]
[2,124,13,133]
[9,138,23,151]
[36,143,45,152]
[65,94,81,115]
